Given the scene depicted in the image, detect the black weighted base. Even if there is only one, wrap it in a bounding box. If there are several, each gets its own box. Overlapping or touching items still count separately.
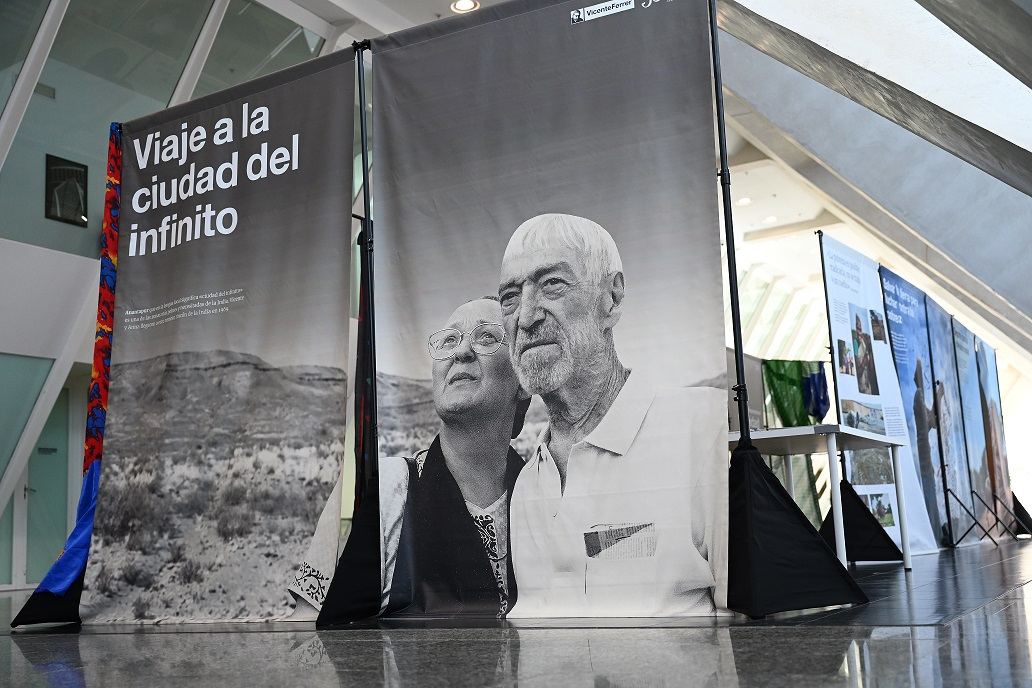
[727,443,868,618]
[819,481,903,562]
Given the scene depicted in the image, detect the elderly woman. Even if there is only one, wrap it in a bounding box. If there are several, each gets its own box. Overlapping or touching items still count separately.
[304,296,528,622]
[382,296,528,616]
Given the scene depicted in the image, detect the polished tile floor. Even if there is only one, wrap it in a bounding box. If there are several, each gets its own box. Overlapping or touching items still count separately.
[4,540,1032,686]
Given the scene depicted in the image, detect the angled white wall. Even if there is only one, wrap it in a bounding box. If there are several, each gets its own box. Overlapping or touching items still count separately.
[0,237,96,362]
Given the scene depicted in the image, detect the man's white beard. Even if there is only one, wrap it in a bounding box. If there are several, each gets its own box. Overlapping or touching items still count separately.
[515,346,572,396]
[512,318,601,396]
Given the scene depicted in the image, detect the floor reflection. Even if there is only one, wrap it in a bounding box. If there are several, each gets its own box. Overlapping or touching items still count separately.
[6,542,1032,686]
[5,612,1032,687]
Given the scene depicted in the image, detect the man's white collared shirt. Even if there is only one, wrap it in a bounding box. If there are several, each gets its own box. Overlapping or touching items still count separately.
[508,372,727,617]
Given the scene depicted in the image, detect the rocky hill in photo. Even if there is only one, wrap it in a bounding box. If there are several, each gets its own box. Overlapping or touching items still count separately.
[85,350,346,623]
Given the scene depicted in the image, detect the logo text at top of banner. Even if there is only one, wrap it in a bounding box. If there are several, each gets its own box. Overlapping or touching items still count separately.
[571,0,634,24]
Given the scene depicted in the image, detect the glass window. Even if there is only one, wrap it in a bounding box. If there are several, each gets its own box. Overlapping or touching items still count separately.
[0,0,214,256]
[192,0,324,99]
[0,0,51,115]
[0,352,53,480]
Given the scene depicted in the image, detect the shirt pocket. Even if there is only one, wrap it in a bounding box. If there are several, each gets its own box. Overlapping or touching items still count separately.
[582,522,659,613]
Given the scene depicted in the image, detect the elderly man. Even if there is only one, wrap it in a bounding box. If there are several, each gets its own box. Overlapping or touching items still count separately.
[498,213,725,617]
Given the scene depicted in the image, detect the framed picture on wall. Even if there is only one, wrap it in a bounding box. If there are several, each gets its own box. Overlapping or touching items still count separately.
[44,154,88,227]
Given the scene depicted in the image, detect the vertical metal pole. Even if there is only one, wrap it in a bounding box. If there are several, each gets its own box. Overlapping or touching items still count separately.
[707,0,750,442]
[782,454,795,500]
[817,231,843,423]
[355,42,378,482]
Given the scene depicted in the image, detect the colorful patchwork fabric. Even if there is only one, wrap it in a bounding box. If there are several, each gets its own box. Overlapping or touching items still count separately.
[84,123,121,472]
[31,122,121,598]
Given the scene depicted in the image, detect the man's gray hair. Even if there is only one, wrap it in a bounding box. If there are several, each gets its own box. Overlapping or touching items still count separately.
[504,214,622,284]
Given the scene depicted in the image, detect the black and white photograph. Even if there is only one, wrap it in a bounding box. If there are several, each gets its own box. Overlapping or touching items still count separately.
[321,0,729,622]
[82,51,355,622]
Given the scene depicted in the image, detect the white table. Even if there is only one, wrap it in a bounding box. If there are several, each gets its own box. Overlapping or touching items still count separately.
[728,424,912,571]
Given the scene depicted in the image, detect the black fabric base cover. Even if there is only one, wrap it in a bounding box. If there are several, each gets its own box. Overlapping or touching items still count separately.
[727,443,868,618]
[316,481,383,627]
[1013,493,1032,536]
[10,567,85,628]
[819,481,904,562]
[318,262,384,628]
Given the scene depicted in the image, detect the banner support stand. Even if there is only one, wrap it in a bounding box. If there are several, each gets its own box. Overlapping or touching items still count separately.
[970,491,1018,540]
[949,488,998,546]
[707,0,750,442]
[353,41,378,490]
[993,494,1024,535]
[980,492,1021,540]
[714,2,868,618]
[1012,493,1032,535]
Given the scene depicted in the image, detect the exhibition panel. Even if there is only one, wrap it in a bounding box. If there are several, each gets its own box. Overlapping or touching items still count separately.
[14,48,357,625]
[880,268,951,546]
[820,234,937,554]
[975,338,1014,519]
[925,298,977,543]
[954,319,996,532]
[319,0,730,622]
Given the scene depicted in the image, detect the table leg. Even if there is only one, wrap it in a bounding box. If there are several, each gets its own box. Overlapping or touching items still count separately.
[890,445,913,571]
[782,455,795,500]
[825,433,847,567]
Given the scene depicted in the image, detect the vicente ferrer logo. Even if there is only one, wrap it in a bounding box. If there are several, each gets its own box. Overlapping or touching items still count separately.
[571,0,635,24]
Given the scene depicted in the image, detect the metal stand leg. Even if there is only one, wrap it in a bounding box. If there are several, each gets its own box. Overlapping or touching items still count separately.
[890,446,913,571]
[782,455,795,500]
[948,488,997,546]
[992,494,1022,540]
[972,491,1018,541]
[825,433,847,567]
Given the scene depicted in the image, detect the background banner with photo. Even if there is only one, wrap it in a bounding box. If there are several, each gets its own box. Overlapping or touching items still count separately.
[820,235,937,553]
[347,0,728,619]
[925,299,976,543]
[953,320,994,530]
[879,268,950,546]
[31,51,356,624]
[975,337,1014,515]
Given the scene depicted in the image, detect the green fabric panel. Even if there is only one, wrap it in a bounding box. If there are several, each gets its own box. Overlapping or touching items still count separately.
[762,359,824,527]
[763,359,811,427]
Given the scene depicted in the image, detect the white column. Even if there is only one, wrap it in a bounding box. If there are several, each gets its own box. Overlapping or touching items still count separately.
[825,432,847,566]
[891,445,913,570]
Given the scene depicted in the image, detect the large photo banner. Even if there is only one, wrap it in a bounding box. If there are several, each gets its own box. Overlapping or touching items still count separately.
[80,51,356,622]
[350,0,728,619]
[879,268,949,546]
[925,299,975,543]
[975,338,1013,514]
[820,235,937,553]
[953,320,994,530]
